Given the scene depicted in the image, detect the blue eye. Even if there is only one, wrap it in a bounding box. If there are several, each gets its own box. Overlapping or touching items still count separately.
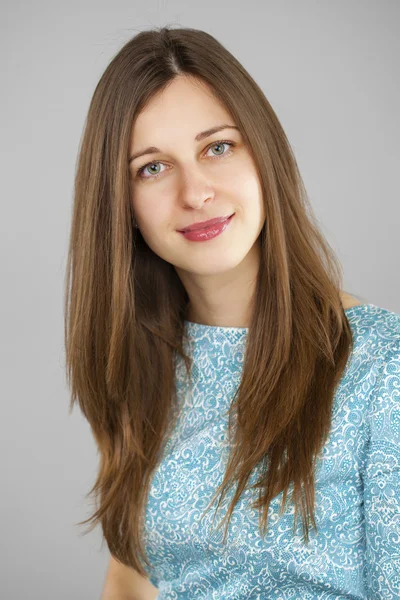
[135,140,235,181]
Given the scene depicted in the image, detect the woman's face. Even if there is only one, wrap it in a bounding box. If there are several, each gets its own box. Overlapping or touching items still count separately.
[129,76,265,277]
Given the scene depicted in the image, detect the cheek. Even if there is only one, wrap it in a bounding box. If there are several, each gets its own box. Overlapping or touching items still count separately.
[132,189,158,223]
[234,170,263,207]
[134,199,172,236]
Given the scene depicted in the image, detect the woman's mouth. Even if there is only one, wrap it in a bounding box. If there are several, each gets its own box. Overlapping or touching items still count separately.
[178,214,235,242]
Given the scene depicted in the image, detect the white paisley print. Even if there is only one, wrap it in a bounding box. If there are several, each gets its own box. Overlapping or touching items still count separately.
[140,304,400,599]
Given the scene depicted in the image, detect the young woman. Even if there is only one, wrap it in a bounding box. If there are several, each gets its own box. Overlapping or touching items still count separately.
[64,26,400,599]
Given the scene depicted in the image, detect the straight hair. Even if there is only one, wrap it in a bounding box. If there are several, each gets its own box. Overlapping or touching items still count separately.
[64,25,354,575]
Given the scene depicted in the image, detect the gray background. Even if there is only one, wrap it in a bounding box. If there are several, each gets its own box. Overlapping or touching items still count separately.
[1,0,399,598]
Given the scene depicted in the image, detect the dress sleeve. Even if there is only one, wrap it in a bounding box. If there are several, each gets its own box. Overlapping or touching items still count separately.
[363,340,400,599]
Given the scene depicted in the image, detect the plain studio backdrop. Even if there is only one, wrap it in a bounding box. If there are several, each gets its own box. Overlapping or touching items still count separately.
[0,1,399,598]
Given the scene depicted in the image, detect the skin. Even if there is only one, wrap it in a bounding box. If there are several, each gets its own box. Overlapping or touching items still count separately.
[129,76,360,327]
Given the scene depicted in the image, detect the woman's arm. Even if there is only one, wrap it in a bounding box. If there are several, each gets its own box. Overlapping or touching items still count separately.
[100,555,159,600]
[363,341,400,599]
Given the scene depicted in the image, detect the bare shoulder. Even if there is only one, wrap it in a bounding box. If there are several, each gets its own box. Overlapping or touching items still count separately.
[102,555,159,599]
[341,292,363,310]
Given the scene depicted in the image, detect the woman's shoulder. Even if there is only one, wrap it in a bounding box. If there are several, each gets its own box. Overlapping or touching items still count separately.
[343,296,400,366]
[339,298,400,442]
[344,301,400,349]
[341,292,364,310]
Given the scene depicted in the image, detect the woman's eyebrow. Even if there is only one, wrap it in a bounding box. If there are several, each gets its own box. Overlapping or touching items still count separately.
[128,124,239,164]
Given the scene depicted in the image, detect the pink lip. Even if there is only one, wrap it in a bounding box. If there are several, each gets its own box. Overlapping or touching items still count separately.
[178,214,234,232]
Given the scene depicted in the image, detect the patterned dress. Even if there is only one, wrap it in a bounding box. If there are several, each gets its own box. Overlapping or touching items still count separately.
[140,303,400,599]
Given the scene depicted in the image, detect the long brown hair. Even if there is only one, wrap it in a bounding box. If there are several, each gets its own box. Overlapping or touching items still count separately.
[64,25,354,576]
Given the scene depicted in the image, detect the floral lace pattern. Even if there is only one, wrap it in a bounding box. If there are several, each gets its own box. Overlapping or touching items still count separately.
[140,304,400,599]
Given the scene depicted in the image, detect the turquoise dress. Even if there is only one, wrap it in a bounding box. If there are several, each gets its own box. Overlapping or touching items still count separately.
[141,304,400,599]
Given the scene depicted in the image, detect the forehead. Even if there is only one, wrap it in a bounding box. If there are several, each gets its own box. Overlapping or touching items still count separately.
[131,77,232,141]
